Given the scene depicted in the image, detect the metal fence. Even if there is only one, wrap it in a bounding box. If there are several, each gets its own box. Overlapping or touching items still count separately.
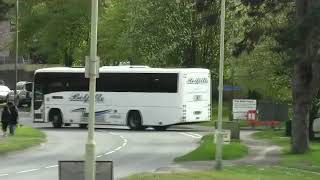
[257,101,289,122]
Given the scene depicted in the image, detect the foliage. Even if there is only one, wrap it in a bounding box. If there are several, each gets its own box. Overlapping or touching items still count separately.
[18,0,93,66]
[0,0,12,20]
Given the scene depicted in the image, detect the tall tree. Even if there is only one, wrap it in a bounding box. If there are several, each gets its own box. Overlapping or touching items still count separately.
[237,0,320,153]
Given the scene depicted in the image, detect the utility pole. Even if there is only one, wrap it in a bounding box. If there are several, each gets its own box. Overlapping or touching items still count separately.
[215,0,225,170]
[14,0,19,103]
[85,0,99,179]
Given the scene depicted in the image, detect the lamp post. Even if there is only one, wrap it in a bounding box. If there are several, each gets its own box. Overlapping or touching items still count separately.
[84,0,99,180]
[14,0,19,103]
[215,0,226,170]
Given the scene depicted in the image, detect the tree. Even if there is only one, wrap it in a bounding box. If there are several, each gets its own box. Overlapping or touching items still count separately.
[99,0,245,81]
[0,0,12,20]
[18,0,94,66]
[237,0,320,153]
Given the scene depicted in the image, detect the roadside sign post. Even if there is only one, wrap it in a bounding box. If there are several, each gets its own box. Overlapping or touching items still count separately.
[215,0,225,170]
[85,0,99,180]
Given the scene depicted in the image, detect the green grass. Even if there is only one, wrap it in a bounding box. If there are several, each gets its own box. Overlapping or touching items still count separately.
[123,165,320,180]
[0,126,46,154]
[254,130,320,172]
[175,134,248,162]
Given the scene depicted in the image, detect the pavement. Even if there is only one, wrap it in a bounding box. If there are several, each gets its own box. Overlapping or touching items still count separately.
[155,127,282,172]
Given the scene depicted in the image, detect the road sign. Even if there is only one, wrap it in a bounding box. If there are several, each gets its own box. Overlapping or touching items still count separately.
[232,99,257,120]
[223,85,241,91]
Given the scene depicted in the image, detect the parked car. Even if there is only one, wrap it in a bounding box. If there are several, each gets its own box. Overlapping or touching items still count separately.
[0,85,10,103]
[7,81,33,107]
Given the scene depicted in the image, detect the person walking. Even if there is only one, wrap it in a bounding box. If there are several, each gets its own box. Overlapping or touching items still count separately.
[7,102,18,136]
[1,105,10,136]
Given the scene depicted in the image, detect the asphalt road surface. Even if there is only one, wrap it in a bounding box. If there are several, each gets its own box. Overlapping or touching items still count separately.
[0,114,210,180]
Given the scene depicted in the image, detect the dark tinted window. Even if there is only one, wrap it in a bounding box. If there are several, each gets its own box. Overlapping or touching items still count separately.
[97,73,178,93]
[34,72,89,94]
[34,72,178,94]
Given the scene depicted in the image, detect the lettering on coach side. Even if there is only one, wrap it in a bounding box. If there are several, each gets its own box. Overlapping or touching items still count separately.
[187,78,208,84]
[69,93,104,103]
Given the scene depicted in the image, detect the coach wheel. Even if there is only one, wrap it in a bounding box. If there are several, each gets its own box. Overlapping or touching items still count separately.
[127,111,144,130]
[50,110,63,128]
[153,126,168,131]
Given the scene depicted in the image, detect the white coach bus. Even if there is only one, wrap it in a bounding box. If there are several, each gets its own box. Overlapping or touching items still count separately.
[32,66,211,130]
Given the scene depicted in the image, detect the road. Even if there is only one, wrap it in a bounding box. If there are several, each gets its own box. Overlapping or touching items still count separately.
[0,114,210,180]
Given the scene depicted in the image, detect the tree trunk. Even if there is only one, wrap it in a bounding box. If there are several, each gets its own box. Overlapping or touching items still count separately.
[292,60,320,153]
[292,62,311,153]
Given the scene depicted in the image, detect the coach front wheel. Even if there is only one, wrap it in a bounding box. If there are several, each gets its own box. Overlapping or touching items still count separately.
[127,111,145,130]
[50,109,63,128]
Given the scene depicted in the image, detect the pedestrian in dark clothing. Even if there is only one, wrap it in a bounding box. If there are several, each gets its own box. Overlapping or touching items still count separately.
[1,106,10,136]
[7,102,18,135]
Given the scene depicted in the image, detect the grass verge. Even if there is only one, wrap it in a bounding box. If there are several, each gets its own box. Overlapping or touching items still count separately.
[123,165,320,180]
[0,126,46,154]
[253,130,320,172]
[175,134,248,162]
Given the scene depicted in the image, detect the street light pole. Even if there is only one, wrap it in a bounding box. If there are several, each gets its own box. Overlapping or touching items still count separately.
[215,0,226,170]
[14,0,19,102]
[85,0,99,180]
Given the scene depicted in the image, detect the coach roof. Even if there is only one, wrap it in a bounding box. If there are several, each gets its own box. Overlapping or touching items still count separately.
[35,66,209,74]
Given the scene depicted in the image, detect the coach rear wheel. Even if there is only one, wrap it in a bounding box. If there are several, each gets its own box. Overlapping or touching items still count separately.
[50,110,63,128]
[127,111,145,130]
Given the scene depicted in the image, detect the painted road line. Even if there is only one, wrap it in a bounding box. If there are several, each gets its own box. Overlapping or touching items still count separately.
[45,165,58,169]
[180,132,202,139]
[187,132,202,138]
[0,174,9,177]
[17,169,39,174]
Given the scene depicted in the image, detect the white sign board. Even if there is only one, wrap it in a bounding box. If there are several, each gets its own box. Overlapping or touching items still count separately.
[214,130,231,144]
[232,99,257,120]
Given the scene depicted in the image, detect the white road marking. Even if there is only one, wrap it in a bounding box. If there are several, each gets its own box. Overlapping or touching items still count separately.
[0,174,9,177]
[45,165,58,169]
[104,151,114,155]
[114,147,122,151]
[186,132,202,138]
[17,169,39,174]
[180,132,202,139]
